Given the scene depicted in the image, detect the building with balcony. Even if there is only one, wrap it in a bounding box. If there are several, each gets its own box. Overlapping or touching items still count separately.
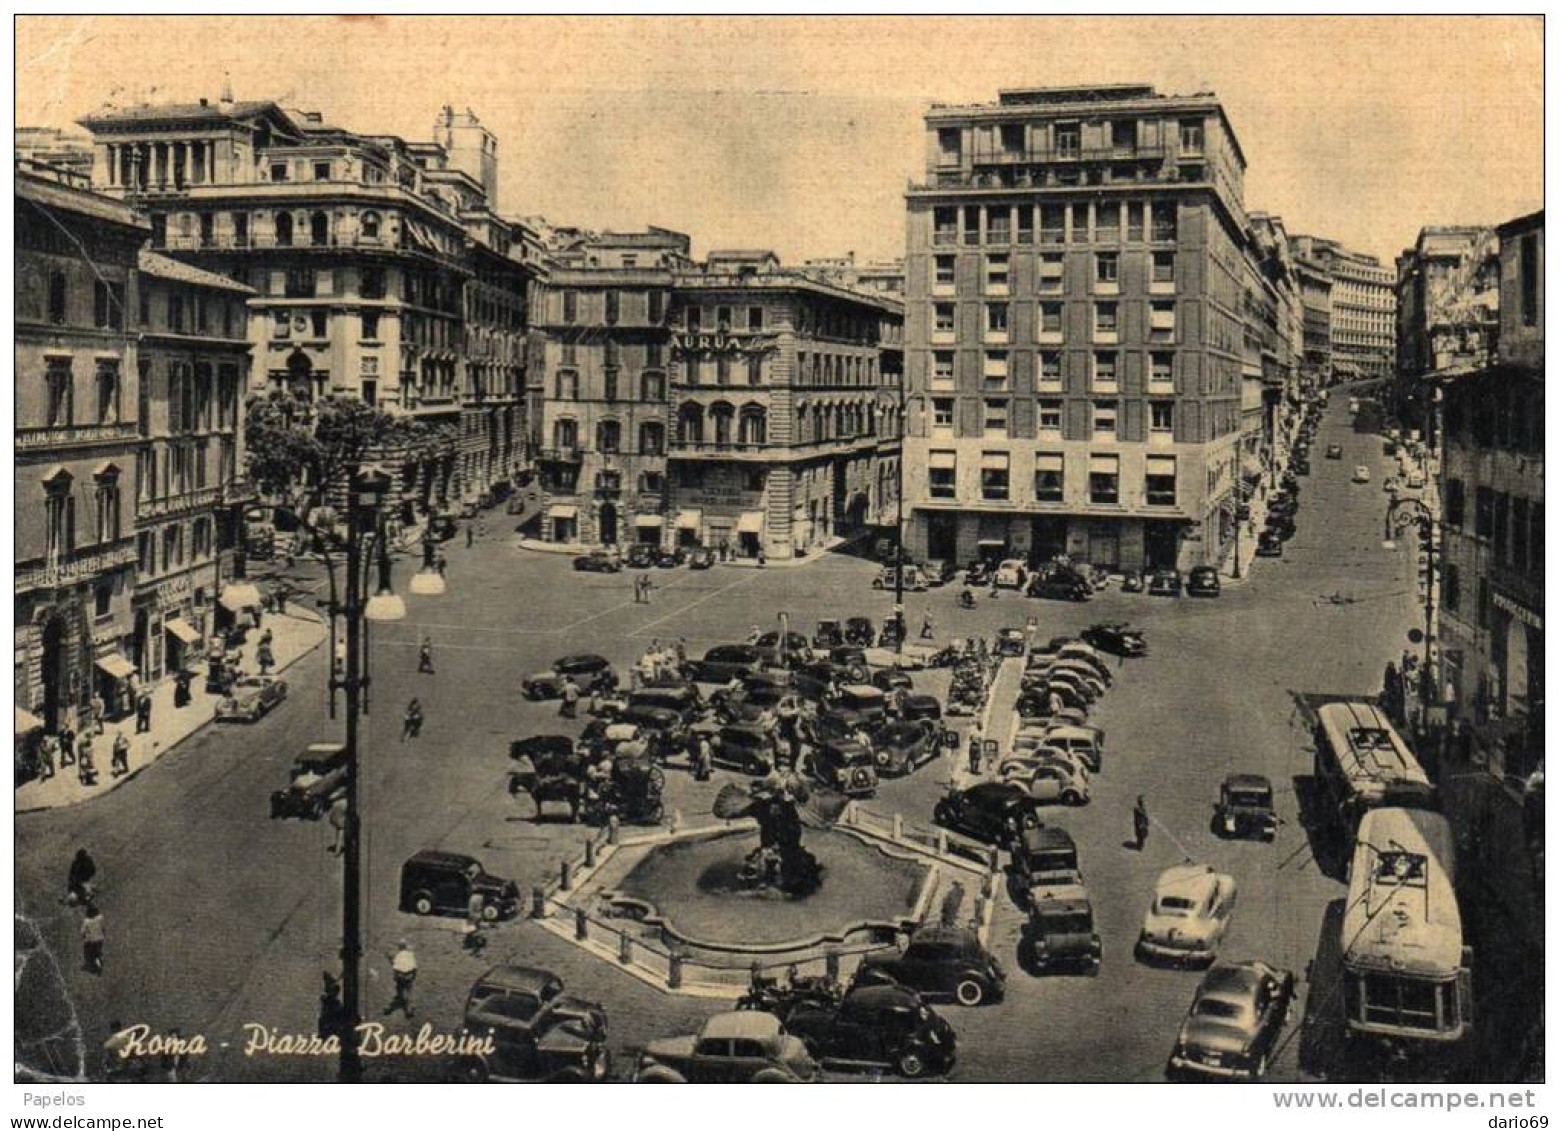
[75,94,540,509]
[1435,210,1543,777]
[1293,254,1333,391]
[531,228,689,546]
[1395,225,1499,434]
[1291,234,1395,385]
[15,165,149,733]
[903,84,1249,572]
[130,251,253,683]
[666,257,904,559]
[1242,213,1302,495]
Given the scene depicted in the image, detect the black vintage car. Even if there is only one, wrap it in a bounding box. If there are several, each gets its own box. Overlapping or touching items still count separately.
[625,544,657,569]
[1148,569,1184,597]
[853,926,1006,1007]
[932,781,1044,850]
[1028,574,1090,602]
[1255,531,1285,558]
[810,734,879,796]
[1187,566,1221,598]
[871,668,913,694]
[899,693,944,723]
[1165,962,1296,1081]
[812,620,844,650]
[868,719,940,778]
[572,551,621,573]
[522,654,615,700]
[1265,514,1296,541]
[1213,773,1278,841]
[655,546,685,568]
[686,546,717,570]
[269,742,348,820]
[843,616,876,647]
[828,646,871,682]
[459,965,611,1082]
[712,723,779,774]
[773,984,956,1078]
[688,643,763,685]
[399,850,520,920]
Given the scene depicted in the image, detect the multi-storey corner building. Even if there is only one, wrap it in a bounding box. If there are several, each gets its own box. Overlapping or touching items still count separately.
[666,255,904,559]
[531,228,688,545]
[75,95,540,508]
[1395,225,1499,433]
[15,164,148,733]
[1435,210,1543,777]
[131,250,253,683]
[1290,234,1395,385]
[1242,213,1302,488]
[902,84,1249,572]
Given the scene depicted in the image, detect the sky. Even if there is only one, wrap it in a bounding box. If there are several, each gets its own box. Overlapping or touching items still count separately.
[15,15,1545,267]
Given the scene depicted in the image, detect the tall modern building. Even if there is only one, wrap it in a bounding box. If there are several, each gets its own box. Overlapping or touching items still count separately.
[1290,234,1396,385]
[902,84,1249,572]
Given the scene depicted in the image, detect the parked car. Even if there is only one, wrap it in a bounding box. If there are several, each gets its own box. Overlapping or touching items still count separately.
[1028,574,1090,602]
[626,685,704,727]
[269,742,348,820]
[215,674,289,722]
[1008,825,1083,893]
[1265,514,1296,541]
[922,559,956,587]
[993,559,1028,589]
[812,619,844,650]
[1166,962,1296,1081]
[873,564,928,592]
[1325,443,1344,460]
[1187,566,1221,598]
[399,850,520,921]
[1214,773,1278,841]
[686,546,717,570]
[1255,531,1284,558]
[867,719,940,777]
[688,643,763,684]
[899,693,944,723]
[810,735,879,796]
[755,631,813,667]
[459,966,611,1082]
[870,668,913,694]
[828,645,871,682]
[1352,464,1372,484]
[777,984,956,1078]
[995,628,1027,657]
[572,551,621,573]
[823,683,889,730]
[1037,724,1104,773]
[719,683,806,728]
[522,654,614,700]
[932,781,1044,850]
[1082,622,1146,658]
[1148,569,1183,597]
[1019,881,1102,977]
[853,925,1006,1007]
[1002,756,1090,806]
[843,616,877,647]
[712,723,780,775]
[655,546,685,569]
[633,1011,820,1083]
[1120,570,1146,593]
[1137,864,1238,968]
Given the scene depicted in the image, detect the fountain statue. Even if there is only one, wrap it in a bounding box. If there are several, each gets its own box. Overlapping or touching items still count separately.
[713,767,826,897]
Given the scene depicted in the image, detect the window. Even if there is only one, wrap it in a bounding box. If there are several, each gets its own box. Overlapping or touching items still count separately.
[93,474,121,543]
[1070,202,1090,243]
[1089,453,1120,504]
[986,208,1011,245]
[1096,202,1121,243]
[928,451,957,498]
[932,351,955,385]
[361,312,380,340]
[746,356,764,385]
[1179,119,1205,155]
[1145,455,1177,506]
[1150,301,1176,342]
[270,162,289,182]
[1093,302,1119,339]
[931,397,955,431]
[1039,302,1064,340]
[169,294,185,332]
[94,581,112,619]
[985,303,1009,340]
[1127,202,1145,242]
[361,267,386,300]
[1035,453,1064,502]
[1151,202,1178,242]
[641,371,665,401]
[934,207,958,245]
[933,304,956,339]
[603,368,619,401]
[715,356,731,387]
[985,254,1010,294]
[604,291,620,325]
[562,291,578,324]
[1040,205,1065,245]
[717,306,733,331]
[357,211,381,242]
[739,407,767,445]
[1038,253,1065,293]
[45,358,72,427]
[1150,400,1174,436]
[45,485,75,559]
[1150,351,1175,389]
[1477,577,1491,629]
[932,255,956,293]
[1475,486,1494,539]
[94,280,124,330]
[983,398,1008,437]
[984,351,1009,383]
[1092,400,1118,439]
[1039,351,1063,384]
[980,452,1010,501]
[1038,399,1063,437]
[1443,562,1461,613]
[1092,352,1118,388]
[273,311,291,339]
[962,205,980,245]
[1512,496,1530,573]
[597,420,621,453]
[555,371,579,400]
[310,310,328,339]
[748,306,764,331]
[1521,234,1539,326]
[1095,252,1119,288]
[274,212,293,246]
[1016,204,1034,244]
[1152,251,1176,286]
[285,267,315,299]
[646,290,665,323]
[1055,122,1080,158]
[96,361,120,423]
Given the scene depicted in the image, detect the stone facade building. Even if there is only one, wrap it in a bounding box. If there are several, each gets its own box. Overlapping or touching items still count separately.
[1291,234,1396,385]
[1395,225,1500,435]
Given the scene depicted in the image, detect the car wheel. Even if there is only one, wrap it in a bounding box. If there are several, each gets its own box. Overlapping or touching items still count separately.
[897,1049,928,1078]
[954,977,987,1006]
[847,665,866,682]
[634,1065,686,1083]
[1062,790,1084,807]
[480,901,501,922]
[413,892,436,916]
[932,801,953,828]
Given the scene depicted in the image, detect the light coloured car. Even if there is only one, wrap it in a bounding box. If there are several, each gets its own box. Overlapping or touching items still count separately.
[1352,465,1372,484]
[633,1011,820,1083]
[1010,757,1090,806]
[1048,661,1107,698]
[215,675,288,722]
[993,559,1028,589]
[1166,962,1296,1081]
[1137,864,1238,968]
[1039,724,1104,773]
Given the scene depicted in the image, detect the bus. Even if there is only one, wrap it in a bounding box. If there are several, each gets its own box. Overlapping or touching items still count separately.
[1313,701,1437,834]
[1341,807,1471,1068]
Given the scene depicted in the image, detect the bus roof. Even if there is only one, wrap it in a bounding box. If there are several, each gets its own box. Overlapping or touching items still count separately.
[1317,701,1432,794]
[1342,807,1463,980]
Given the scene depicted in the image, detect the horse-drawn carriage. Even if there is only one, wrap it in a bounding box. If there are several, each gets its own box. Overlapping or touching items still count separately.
[506,734,665,826]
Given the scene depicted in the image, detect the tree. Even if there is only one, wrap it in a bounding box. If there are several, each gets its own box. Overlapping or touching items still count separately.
[244,393,406,514]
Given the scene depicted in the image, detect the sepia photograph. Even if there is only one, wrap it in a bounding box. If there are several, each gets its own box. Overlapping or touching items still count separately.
[8,10,1546,1106]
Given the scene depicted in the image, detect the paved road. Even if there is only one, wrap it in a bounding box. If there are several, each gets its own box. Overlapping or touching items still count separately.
[19,398,1441,1082]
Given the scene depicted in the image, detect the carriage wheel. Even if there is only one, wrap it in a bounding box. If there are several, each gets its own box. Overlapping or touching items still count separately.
[645,800,665,825]
[649,767,666,790]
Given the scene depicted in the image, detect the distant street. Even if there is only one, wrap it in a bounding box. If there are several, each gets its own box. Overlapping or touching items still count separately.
[18,398,1470,1082]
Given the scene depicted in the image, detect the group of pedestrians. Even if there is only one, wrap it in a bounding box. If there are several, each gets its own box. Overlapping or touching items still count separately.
[63,848,106,976]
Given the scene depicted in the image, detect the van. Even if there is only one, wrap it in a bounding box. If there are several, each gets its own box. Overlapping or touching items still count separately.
[399,851,520,921]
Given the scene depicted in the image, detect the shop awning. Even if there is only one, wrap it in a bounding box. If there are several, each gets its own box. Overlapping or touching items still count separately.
[95,654,136,680]
[675,509,703,531]
[1036,453,1064,472]
[546,504,578,520]
[736,511,765,534]
[928,450,957,469]
[15,707,44,737]
[164,617,202,645]
[635,514,665,528]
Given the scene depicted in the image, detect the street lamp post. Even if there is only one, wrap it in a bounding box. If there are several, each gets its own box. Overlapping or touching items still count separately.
[893,371,906,653]
[1383,494,1437,716]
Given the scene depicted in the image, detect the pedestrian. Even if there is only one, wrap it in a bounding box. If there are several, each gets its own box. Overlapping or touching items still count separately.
[1132,795,1150,851]
[37,734,56,782]
[417,635,435,674]
[173,671,192,708]
[80,902,105,975]
[76,735,97,786]
[560,677,581,719]
[921,612,935,640]
[757,549,767,568]
[632,575,643,604]
[252,604,264,630]
[135,691,152,735]
[90,694,106,736]
[58,723,76,767]
[110,732,130,778]
[436,552,449,578]
[466,524,475,549]
[383,941,418,1019]
[66,848,97,906]
[676,637,688,668]
[327,797,347,855]
[259,627,274,650]
[640,573,653,602]
[463,888,488,954]
[968,733,983,776]
[694,734,714,782]
[274,586,289,617]
[401,699,423,742]
[257,642,275,676]
[317,973,347,1043]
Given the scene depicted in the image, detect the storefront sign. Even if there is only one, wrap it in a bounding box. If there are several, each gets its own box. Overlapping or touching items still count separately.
[1493,590,1543,631]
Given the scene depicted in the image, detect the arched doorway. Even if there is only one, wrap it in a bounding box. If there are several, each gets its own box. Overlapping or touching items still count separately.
[286,348,313,400]
[598,503,618,546]
[40,615,66,732]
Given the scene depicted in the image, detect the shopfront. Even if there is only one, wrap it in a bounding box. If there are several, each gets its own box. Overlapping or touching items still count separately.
[547,504,578,545]
[634,514,665,546]
[735,511,765,558]
[674,510,703,548]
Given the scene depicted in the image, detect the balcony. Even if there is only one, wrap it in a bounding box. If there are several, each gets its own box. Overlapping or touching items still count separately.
[16,540,137,594]
[538,447,583,463]
[136,485,222,522]
[16,421,139,451]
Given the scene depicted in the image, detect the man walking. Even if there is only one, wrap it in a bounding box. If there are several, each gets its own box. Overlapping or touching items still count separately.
[921,612,935,640]
[967,723,983,775]
[1132,795,1151,851]
[80,902,105,975]
[110,732,130,778]
[417,635,435,674]
[401,699,424,742]
[383,940,418,1019]
[135,690,152,734]
[466,524,475,549]
[560,677,581,719]
[436,551,449,579]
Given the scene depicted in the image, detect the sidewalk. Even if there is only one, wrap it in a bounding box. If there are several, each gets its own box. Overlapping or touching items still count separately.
[16,606,328,814]
[514,533,854,568]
